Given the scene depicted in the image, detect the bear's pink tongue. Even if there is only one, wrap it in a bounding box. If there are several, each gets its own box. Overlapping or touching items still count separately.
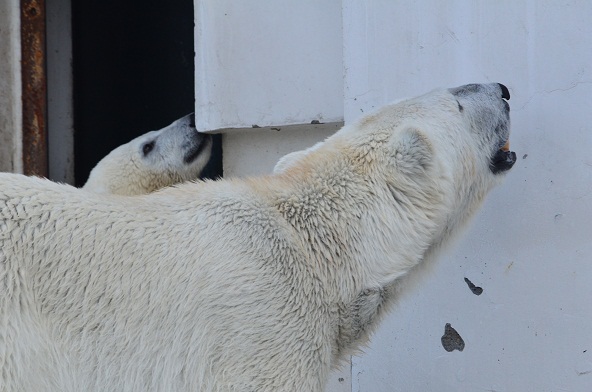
[501,140,510,152]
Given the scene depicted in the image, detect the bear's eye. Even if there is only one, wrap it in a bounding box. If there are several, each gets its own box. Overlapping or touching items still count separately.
[456,100,464,112]
[142,141,155,156]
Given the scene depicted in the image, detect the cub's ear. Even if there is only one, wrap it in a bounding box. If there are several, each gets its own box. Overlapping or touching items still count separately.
[391,127,434,175]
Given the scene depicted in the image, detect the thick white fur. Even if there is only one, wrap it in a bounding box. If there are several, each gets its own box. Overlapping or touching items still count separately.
[0,84,511,391]
[273,141,324,174]
[83,115,212,196]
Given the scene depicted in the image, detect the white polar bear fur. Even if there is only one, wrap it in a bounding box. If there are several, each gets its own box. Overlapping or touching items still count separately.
[273,141,324,174]
[0,84,512,391]
[83,114,212,196]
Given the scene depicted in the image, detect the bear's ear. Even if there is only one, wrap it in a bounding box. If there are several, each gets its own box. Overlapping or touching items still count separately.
[391,127,434,175]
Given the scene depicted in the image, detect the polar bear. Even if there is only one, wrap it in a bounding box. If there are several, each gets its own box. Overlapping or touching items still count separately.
[273,141,323,174]
[0,83,515,392]
[83,113,213,195]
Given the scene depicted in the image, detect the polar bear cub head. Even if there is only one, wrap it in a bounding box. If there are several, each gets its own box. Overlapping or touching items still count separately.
[83,113,212,196]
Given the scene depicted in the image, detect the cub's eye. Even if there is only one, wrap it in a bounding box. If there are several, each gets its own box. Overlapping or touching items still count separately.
[142,141,155,156]
[456,100,464,112]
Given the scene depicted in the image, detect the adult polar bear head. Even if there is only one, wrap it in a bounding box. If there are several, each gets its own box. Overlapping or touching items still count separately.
[276,83,514,176]
[83,113,212,195]
[277,83,514,276]
[0,83,515,392]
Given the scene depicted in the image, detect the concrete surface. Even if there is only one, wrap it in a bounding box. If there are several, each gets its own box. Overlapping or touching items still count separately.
[0,0,22,173]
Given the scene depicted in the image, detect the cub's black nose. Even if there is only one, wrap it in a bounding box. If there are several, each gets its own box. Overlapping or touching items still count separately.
[498,83,510,100]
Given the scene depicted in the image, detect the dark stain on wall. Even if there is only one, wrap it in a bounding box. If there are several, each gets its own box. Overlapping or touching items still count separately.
[464,277,483,295]
[441,323,465,352]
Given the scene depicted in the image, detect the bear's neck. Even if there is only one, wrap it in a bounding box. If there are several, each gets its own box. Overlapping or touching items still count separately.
[269,148,446,300]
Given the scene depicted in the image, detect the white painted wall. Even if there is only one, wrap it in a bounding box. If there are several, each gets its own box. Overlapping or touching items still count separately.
[0,0,22,173]
[194,0,343,131]
[343,1,592,391]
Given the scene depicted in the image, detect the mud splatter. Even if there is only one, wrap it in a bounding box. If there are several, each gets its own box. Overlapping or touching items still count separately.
[441,323,465,352]
[464,277,483,295]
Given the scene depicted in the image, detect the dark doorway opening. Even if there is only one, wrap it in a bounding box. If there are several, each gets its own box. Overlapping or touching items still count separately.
[72,0,222,187]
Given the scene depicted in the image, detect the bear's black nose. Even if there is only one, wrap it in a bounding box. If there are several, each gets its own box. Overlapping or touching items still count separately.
[498,83,510,100]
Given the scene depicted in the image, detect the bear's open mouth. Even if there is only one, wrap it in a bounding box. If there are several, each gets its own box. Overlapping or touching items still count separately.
[491,125,514,174]
[491,89,514,174]
[489,148,516,174]
[501,140,510,152]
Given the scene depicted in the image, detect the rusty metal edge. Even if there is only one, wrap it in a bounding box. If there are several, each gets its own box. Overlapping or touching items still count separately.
[20,0,48,177]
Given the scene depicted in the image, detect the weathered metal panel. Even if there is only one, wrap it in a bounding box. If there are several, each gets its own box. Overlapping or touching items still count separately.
[46,0,74,184]
[20,0,48,177]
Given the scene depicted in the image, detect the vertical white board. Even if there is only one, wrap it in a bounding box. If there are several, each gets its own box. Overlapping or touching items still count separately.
[194,0,343,131]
